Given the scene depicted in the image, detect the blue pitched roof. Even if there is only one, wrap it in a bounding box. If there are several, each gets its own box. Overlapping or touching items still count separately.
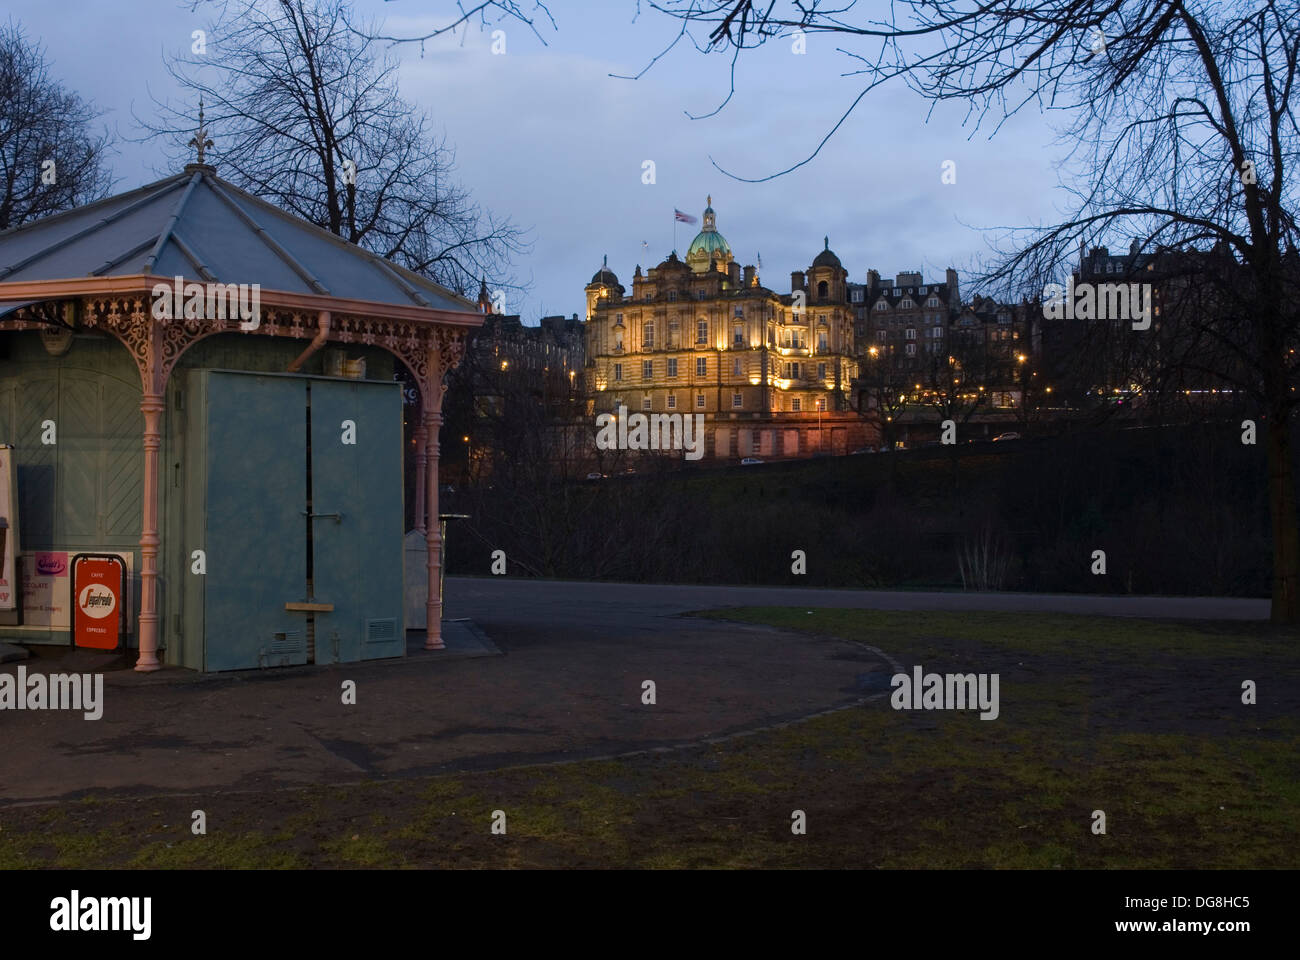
[0,165,477,314]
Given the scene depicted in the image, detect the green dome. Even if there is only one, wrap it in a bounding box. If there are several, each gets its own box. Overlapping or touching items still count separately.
[685,195,732,268]
[687,228,731,259]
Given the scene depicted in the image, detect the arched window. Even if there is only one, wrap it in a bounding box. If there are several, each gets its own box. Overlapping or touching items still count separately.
[817,280,829,299]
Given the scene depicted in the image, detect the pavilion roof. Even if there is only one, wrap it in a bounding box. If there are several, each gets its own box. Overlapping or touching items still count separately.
[0,165,479,317]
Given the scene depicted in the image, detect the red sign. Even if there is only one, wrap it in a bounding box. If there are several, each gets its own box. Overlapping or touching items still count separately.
[73,556,123,650]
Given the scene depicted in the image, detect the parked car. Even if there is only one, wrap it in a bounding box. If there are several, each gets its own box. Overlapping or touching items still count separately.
[740,457,764,465]
[992,432,1022,442]
[584,472,604,481]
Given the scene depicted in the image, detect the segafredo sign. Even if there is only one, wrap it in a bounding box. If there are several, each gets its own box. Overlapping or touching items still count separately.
[78,582,116,618]
[73,556,122,650]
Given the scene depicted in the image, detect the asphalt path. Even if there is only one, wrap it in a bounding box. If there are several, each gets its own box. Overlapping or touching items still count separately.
[445,577,1268,623]
[0,578,1262,804]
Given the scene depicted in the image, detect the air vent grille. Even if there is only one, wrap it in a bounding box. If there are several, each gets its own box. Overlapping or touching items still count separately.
[271,630,303,653]
[365,618,397,644]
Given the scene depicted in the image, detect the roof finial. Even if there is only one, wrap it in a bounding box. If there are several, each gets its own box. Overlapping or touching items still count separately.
[707,194,712,207]
[189,96,214,166]
[603,253,608,268]
[824,236,829,250]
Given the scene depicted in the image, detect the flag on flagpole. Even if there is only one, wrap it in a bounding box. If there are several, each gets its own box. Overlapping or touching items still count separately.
[674,209,697,224]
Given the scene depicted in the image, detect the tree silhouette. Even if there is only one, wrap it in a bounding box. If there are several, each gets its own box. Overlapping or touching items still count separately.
[636,0,1300,621]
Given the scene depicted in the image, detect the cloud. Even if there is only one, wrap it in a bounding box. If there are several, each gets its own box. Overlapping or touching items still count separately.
[7,0,1070,318]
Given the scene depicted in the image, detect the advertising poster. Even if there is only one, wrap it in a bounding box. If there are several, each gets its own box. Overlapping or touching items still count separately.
[20,551,70,628]
[19,550,133,632]
[0,445,16,612]
[73,555,124,649]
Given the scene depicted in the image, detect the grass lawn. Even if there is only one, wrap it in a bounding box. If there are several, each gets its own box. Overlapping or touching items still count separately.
[2,608,1296,869]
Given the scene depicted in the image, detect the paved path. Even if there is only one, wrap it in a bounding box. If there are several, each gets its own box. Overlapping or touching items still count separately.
[0,584,886,804]
[445,577,1268,622]
[0,579,1260,804]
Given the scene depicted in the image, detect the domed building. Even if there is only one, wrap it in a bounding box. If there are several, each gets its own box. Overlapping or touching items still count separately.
[684,196,734,275]
[582,199,874,462]
[583,255,624,322]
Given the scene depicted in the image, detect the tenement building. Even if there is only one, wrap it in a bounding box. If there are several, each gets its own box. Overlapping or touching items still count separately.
[848,268,1041,444]
[849,268,962,373]
[584,198,873,461]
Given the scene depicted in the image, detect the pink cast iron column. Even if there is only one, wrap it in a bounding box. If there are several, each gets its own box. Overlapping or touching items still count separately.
[134,389,164,671]
[423,333,445,649]
[413,423,428,534]
[423,402,443,649]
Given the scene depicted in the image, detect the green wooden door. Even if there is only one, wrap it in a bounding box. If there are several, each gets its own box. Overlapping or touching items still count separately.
[202,372,308,671]
[195,371,403,671]
[308,379,404,663]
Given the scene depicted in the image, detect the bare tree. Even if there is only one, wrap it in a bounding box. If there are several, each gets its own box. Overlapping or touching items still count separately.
[919,336,999,434]
[0,22,113,231]
[140,0,528,296]
[358,0,556,51]
[636,0,1300,622]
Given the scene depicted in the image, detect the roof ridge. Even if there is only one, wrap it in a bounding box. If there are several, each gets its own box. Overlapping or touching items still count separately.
[0,176,188,281]
[0,171,190,243]
[142,171,203,275]
[205,177,331,295]
[204,174,477,310]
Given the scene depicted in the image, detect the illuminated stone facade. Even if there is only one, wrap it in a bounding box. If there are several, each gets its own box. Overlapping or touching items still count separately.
[583,198,873,460]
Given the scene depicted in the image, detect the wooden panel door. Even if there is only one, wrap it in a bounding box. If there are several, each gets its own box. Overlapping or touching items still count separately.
[201,372,308,671]
[309,378,404,663]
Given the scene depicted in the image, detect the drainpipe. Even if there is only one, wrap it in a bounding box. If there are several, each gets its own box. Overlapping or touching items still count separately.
[288,310,331,372]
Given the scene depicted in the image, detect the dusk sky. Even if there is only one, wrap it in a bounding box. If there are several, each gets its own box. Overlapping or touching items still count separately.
[7,0,1070,319]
